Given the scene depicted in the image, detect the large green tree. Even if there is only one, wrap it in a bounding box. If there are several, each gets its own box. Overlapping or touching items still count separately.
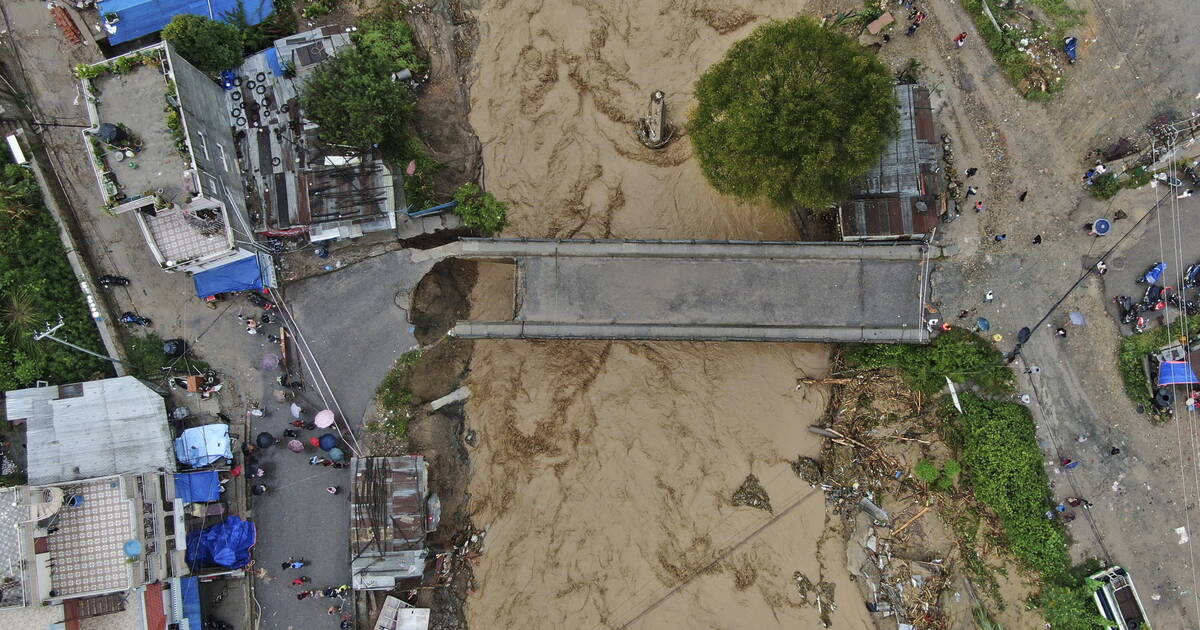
[689,17,898,210]
[162,14,244,73]
[299,48,416,154]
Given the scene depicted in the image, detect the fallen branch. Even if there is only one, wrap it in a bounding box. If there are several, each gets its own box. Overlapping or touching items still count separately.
[889,506,932,538]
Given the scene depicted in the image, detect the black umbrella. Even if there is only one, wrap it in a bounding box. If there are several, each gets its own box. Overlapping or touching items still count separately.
[1017,327,1032,343]
[256,432,276,448]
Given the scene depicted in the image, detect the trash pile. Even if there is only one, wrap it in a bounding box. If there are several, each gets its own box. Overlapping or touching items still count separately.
[730,474,773,513]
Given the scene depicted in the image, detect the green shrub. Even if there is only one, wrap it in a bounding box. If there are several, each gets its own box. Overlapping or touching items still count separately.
[1035,580,1117,630]
[72,64,104,80]
[453,184,509,235]
[353,18,426,74]
[914,459,940,484]
[845,329,1014,396]
[1123,166,1152,189]
[954,394,1069,578]
[1089,172,1121,200]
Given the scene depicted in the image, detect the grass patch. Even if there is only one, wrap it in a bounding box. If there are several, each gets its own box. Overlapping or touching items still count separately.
[961,0,1073,99]
[371,350,423,439]
[844,328,1014,396]
[124,332,209,379]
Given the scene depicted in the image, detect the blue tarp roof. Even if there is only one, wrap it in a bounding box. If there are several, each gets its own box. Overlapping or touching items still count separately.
[193,254,264,298]
[186,515,256,569]
[174,424,232,468]
[99,0,275,46]
[1159,360,1200,386]
[174,470,221,502]
[180,577,202,630]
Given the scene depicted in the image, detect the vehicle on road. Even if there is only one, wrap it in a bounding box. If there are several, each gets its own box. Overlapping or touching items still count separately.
[1089,565,1149,630]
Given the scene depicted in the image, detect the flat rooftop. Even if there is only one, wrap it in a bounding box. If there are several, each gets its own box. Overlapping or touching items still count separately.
[91,60,187,203]
[0,488,27,608]
[44,477,135,598]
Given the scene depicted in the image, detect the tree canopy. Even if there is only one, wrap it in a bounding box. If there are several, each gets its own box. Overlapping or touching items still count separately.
[161,14,244,74]
[453,184,509,234]
[688,17,898,210]
[299,48,416,153]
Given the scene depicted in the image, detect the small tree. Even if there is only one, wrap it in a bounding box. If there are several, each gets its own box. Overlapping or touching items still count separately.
[688,17,898,211]
[162,15,244,74]
[453,184,509,234]
[299,49,415,154]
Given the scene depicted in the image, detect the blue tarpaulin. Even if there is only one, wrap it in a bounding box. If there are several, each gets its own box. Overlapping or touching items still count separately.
[180,577,202,629]
[193,255,264,298]
[174,471,221,502]
[99,0,275,46]
[265,47,285,77]
[1159,360,1200,386]
[186,515,256,569]
[174,424,232,468]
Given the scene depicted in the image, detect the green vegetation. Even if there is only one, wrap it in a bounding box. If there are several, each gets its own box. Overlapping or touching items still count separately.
[1035,579,1116,630]
[371,350,423,439]
[960,0,1082,99]
[1027,0,1086,30]
[402,142,442,213]
[162,14,245,73]
[688,17,897,211]
[1089,173,1122,200]
[845,329,1014,396]
[0,161,112,389]
[1118,317,1200,409]
[301,0,337,19]
[915,458,960,490]
[954,394,1069,578]
[352,18,426,74]
[299,18,423,157]
[230,0,300,54]
[1089,167,1153,200]
[453,184,509,235]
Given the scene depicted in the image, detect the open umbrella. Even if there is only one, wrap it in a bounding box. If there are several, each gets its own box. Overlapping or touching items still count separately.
[318,433,338,451]
[328,447,345,462]
[255,432,275,448]
[1069,311,1087,326]
[314,409,335,428]
[1017,327,1032,343]
[975,317,990,332]
[287,439,304,453]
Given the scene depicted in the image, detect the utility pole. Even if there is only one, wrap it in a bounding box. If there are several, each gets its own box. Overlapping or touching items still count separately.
[34,316,133,367]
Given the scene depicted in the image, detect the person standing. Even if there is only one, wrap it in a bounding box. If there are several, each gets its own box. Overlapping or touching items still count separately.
[984,290,995,303]
[1033,234,1042,244]
[954,32,968,47]
[965,167,978,177]
[994,234,1007,242]
[966,185,978,197]
[974,200,985,212]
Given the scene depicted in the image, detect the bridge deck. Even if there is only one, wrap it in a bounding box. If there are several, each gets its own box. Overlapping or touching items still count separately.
[441,239,933,343]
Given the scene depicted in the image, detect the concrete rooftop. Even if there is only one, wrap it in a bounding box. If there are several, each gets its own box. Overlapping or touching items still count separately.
[92,61,187,202]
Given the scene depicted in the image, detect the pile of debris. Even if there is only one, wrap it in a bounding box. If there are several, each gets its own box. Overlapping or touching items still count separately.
[795,371,955,627]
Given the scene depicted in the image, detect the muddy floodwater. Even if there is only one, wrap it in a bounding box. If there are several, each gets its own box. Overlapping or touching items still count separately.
[463,0,871,627]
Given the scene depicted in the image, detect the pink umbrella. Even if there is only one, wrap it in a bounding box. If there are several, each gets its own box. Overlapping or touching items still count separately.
[314,409,335,428]
[287,439,304,453]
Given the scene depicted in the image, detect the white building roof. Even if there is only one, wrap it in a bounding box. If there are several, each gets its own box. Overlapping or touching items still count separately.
[7,377,174,485]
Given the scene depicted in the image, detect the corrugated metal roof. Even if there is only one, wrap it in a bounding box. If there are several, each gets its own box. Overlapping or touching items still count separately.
[99,0,275,46]
[11,377,174,485]
[841,84,942,239]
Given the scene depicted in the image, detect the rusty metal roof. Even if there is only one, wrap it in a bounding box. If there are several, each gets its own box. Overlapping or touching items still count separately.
[841,84,942,239]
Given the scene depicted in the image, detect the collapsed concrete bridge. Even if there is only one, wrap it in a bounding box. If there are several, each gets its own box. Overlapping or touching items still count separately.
[412,238,937,344]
